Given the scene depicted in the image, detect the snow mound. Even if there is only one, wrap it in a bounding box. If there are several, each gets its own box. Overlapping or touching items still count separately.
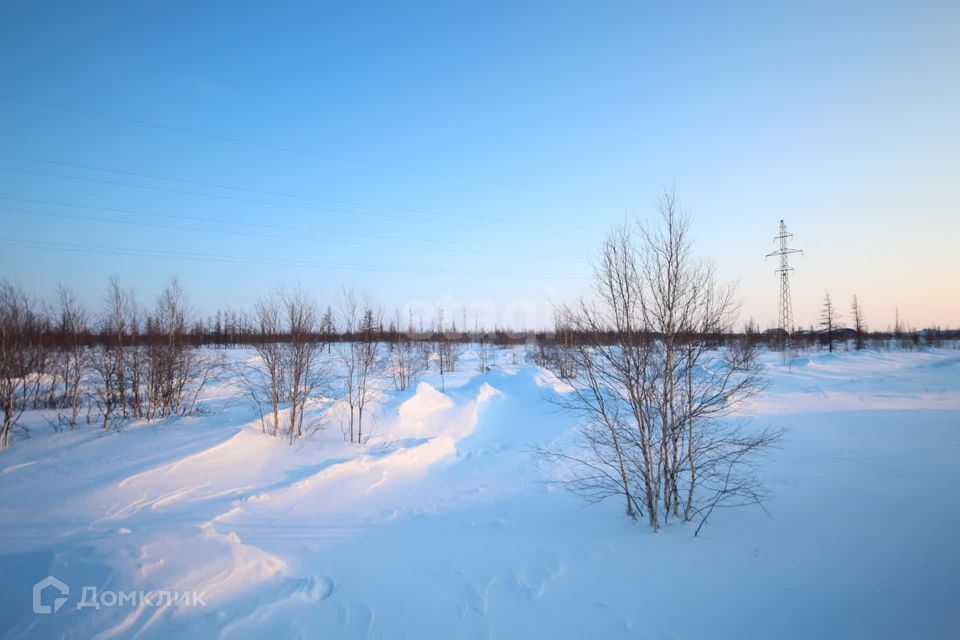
[399,382,456,418]
[534,367,574,393]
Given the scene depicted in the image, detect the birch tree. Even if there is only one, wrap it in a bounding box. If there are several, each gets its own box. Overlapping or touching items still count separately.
[92,278,136,429]
[0,281,49,448]
[242,294,284,436]
[536,192,778,533]
[338,289,382,443]
[434,309,461,393]
[390,309,427,391]
[240,290,326,443]
[282,290,326,443]
[144,279,210,419]
[54,284,88,431]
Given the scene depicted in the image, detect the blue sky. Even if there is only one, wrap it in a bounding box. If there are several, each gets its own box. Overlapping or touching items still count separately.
[1,0,957,330]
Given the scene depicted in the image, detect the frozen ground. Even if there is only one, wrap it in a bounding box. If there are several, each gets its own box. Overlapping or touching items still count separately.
[1,348,958,639]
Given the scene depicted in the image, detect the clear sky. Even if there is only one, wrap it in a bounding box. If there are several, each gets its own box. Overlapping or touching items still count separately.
[1,0,957,331]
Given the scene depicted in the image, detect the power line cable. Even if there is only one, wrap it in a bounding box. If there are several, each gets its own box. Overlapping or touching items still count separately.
[1,206,544,259]
[0,165,477,227]
[0,237,583,280]
[0,195,483,247]
[0,95,556,211]
[0,96,392,166]
[0,151,514,224]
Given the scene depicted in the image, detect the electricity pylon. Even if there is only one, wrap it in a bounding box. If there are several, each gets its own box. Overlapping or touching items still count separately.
[766,220,802,353]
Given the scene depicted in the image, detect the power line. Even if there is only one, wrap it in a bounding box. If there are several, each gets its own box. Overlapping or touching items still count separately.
[0,237,585,280]
[0,207,467,256]
[0,195,477,247]
[0,165,476,227]
[0,97,591,278]
[2,164,561,235]
[0,95,557,212]
[0,95,397,168]
[1,205,546,260]
[0,151,511,224]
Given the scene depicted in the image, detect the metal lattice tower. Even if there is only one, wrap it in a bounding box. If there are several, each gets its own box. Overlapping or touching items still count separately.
[766,220,802,352]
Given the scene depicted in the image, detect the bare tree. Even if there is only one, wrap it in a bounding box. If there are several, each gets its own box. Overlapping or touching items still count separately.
[88,279,210,428]
[851,295,865,351]
[144,279,212,419]
[475,328,490,374]
[239,289,327,443]
[338,289,382,443]
[434,309,462,393]
[321,305,335,354]
[54,284,88,431]
[240,294,284,436]
[282,290,326,443]
[390,309,427,391]
[0,281,49,448]
[820,293,839,352]
[727,319,761,371]
[126,290,148,420]
[535,192,779,534]
[92,278,135,429]
[550,313,578,379]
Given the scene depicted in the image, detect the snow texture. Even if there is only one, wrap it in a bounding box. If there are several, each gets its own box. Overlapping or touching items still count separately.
[1,348,958,639]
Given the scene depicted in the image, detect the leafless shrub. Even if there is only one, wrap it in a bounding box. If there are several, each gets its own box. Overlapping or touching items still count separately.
[53,284,88,431]
[337,289,383,444]
[91,278,135,430]
[143,279,211,419]
[0,280,49,448]
[90,279,213,430]
[534,192,780,534]
[239,290,328,444]
[390,310,427,391]
[476,331,490,373]
[242,294,284,436]
[434,310,462,393]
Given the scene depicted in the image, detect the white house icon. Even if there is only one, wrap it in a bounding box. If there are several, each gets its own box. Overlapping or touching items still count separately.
[33,576,69,614]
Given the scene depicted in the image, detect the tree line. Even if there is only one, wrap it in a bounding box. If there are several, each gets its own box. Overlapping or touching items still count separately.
[0,279,484,449]
[1,277,228,447]
[2,274,955,452]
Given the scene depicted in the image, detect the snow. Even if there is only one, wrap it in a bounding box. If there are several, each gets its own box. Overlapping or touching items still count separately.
[1,348,959,638]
